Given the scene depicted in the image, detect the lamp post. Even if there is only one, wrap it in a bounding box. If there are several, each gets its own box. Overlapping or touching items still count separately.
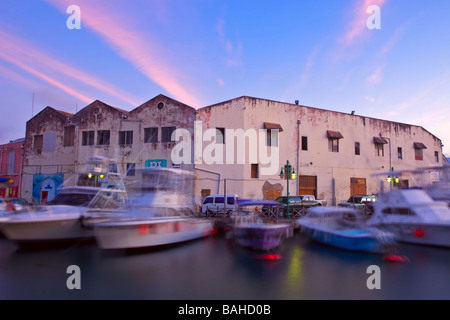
[379,133,395,190]
[279,160,296,218]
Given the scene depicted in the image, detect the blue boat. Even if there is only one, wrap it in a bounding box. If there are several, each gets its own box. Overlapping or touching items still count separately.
[296,206,397,254]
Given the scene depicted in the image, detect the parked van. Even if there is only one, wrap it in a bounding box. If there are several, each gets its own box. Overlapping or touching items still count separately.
[201,194,240,215]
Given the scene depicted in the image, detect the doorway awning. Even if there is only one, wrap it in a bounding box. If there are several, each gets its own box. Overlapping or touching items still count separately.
[373,136,388,144]
[414,142,427,149]
[327,130,344,139]
[263,122,283,132]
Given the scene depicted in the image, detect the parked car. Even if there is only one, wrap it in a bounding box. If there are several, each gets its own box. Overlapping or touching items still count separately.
[201,194,240,215]
[262,195,320,217]
[298,194,327,206]
[338,195,377,215]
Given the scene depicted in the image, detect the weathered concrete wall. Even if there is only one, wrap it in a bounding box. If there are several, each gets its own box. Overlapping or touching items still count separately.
[194,96,444,206]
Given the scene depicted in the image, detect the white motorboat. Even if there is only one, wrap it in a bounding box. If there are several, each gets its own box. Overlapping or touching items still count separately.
[366,188,450,248]
[86,167,213,250]
[0,186,101,244]
[0,156,125,245]
[296,206,397,254]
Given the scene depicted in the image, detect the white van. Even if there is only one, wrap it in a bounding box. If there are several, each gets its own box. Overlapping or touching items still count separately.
[201,194,239,215]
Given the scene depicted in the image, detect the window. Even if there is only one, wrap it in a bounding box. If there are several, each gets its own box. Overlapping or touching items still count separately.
[435,151,439,163]
[126,163,135,176]
[144,127,158,143]
[161,127,176,143]
[375,143,384,157]
[214,197,224,204]
[329,138,339,153]
[82,131,95,146]
[414,142,427,161]
[216,127,225,144]
[203,197,214,204]
[382,207,415,216]
[43,132,56,151]
[227,197,236,205]
[7,151,15,174]
[251,164,259,179]
[97,130,110,146]
[266,129,278,147]
[398,147,403,160]
[63,126,75,147]
[302,136,308,151]
[119,131,133,146]
[415,149,424,161]
[33,135,43,151]
[355,142,360,155]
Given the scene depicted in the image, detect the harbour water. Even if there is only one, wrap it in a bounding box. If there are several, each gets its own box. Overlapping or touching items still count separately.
[1,231,450,300]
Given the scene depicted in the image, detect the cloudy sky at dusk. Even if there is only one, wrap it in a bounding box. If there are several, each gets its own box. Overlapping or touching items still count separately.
[0,0,449,156]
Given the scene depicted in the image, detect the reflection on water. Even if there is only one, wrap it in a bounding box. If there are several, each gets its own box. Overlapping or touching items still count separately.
[0,232,450,300]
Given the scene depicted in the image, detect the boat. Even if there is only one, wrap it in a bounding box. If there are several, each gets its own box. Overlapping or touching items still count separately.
[229,200,292,251]
[85,167,213,250]
[296,206,397,254]
[0,156,125,245]
[366,187,450,248]
[0,186,104,244]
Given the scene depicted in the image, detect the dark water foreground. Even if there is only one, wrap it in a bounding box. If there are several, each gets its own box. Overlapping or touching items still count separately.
[0,231,449,301]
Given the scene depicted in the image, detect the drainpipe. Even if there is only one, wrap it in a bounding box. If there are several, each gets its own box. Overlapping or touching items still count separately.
[296,120,301,196]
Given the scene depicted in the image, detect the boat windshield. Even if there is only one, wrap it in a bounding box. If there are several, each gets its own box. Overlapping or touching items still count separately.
[47,193,96,206]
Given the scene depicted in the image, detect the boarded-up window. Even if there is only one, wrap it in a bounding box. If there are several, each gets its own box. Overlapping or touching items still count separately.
[8,151,15,174]
[63,126,75,147]
[43,132,56,151]
[34,135,43,151]
[414,142,426,161]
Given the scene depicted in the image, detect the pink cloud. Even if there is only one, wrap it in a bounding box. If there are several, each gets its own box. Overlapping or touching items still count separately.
[45,0,204,108]
[0,29,140,106]
[0,50,93,103]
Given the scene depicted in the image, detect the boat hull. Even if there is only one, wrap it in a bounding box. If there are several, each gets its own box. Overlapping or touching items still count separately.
[233,224,291,251]
[93,218,213,249]
[0,207,93,243]
[373,223,450,248]
[299,222,396,253]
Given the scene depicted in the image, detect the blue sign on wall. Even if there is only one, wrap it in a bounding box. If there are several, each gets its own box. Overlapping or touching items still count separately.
[145,159,167,168]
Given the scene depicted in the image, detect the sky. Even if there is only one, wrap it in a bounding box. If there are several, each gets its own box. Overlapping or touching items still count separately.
[0,0,449,157]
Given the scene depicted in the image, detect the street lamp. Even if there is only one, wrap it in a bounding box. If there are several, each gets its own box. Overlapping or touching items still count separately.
[279,160,296,218]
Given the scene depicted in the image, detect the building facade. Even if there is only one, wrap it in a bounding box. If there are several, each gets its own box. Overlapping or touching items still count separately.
[194,96,444,205]
[0,138,24,199]
[21,95,196,204]
[20,94,445,207]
